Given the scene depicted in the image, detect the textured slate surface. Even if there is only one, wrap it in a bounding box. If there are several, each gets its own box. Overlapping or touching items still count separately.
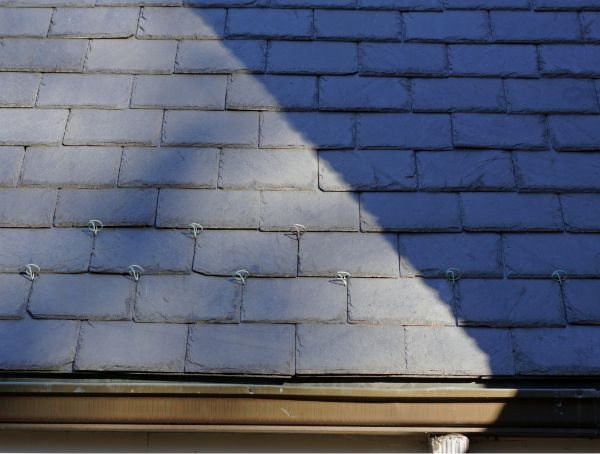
[1,1,600,378]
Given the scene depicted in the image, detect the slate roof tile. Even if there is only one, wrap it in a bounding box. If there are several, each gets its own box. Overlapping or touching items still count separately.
[0,73,40,107]
[0,147,24,188]
[227,75,318,111]
[0,275,31,319]
[138,7,225,39]
[0,188,58,227]
[563,280,600,324]
[49,7,139,38]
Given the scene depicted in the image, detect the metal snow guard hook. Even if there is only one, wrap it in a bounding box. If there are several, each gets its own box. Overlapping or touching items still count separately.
[188,223,203,239]
[233,269,249,285]
[128,264,144,282]
[25,264,40,281]
[88,219,104,236]
[445,268,462,282]
[336,271,351,286]
[552,269,567,283]
[290,224,306,238]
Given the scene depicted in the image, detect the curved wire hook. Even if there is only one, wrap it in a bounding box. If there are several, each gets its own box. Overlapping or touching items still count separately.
[336,271,351,287]
[128,264,144,282]
[25,263,40,281]
[445,268,462,282]
[552,269,567,283]
[233,269,249,285]
[188,223,204,239]
[290,224,306,238]
[88,219,104,236]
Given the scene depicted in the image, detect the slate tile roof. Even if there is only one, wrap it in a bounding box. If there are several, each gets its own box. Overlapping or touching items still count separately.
[1,0,600,378]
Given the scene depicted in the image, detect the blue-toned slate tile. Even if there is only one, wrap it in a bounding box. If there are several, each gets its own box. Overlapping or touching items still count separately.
[320,76,410,111]
[445,0,530,8]
[404,12,490,42]
[268,41,357,74]
[506,79,598,114]
[315,10,401,40]
[359,43,447,75]
[0,275,31,319]
[564,280,600,324]
[0,147,23,188]
[457,279,565,327]
[534,0,600,10]
[358,0,442,9]
[561,194,600,232]
[540,45,600,76]
[226,8,313,39]
[227,75,317,111]
[490,12,581,42]
[138,7,225,39]
[175,40,266,73]
[0,188,57,227]
[581,13,600,41]
[412,78,505,112]
[449,45,538,77]
[272,0,353,6]
[549,115,600,151]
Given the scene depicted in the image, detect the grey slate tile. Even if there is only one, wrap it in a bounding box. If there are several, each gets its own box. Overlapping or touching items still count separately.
[314,10,401,40]
[3,0,94,4]
[563,280,600,324]
[457,279,565,327]
[90,229,194,274]
[0,275,31,319]
[131,75,227,109]
[54,189,158,227]
[242,277,347,323]
[399,233,502,278]
[412,78,505,113]
[260,191,360,231]
[194,231,297,277]
[549,115,600,151]
[138,7,225,39]
[416,150,515,192]
[0,189,57,227]
[0,73,40,107]
[0,318,79,371]
[0,38,87,72]
[299,232,399,277]
[226,75,317,111]
[504,234,600,278]
[406,326,515,376]
[219,149,317,190]
[156,189,259,229]
[296,324,406,374]
[134,274,241,322]
[360,192,461,232]
[175,40,266,73]
[49,7,139,38]
[186,323,295,375]
[359,43,447,76]
[505,79,598,114]
[226,8,313,38]
[21,147,122,188]
[37,74,134,109]
[163,111,259,147]
[404,11,490,42]
[490,12,582,42]
[0,8,52,37]
[319,76,410,111]
[348,278,455,325]
[29,274,134,320]
[75,321,188,372]
[0,109,68,146]
[540,45,600,76]
[268,41,358,74]
[85,38,177,74]
[513,327,600,375]
[0,147,24,188]
[449,45,538,77]
[319,150,416,191]
[581,13,600,41]
[561,194,600,232]
[119,147,219,188]
[0,228,93,273]
[461,193,563,232]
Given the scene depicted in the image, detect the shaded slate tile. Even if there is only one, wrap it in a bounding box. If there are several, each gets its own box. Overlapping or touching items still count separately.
[49,7,139,38]
[563,280,600,324]
[0,189,57,227]
[0,229,93,273]
[561,194,600,232]
[194,231,297,277]
[581,13,600,41]
[163,111,258,147]
[227,8,312,38]
[175,40,266,73]
[0,147,24,188]
[90,229,194,274]
[0,8,52,37]
[29,274,134,320]
[138,7,225,39]
[358,0,442,9]
[21,147,122,188]
[445,0,530,8]
[134,274,240,323]
[319,76,410,111]
[296,324,405,374]
[348,278,455,325]
[534,0,600,10]
[99,0,180,5]
[299,232,399,277]
[64,109,163,146]
[513,327,600,375]
[227,75,317,111]
[452,114,546,150]
[399,233,502,278]
[75,321,187,372]
[219,149,317,190]
[357,113,451,150]
[85,38,177,74]
[261,191,359,232]
[186,323,295,375]
[461,193,563,232]
[315,10,401,40]
[0,319,79,371]
[549,116,600,151]
[359,43,447,76]
[0,275,31,319]
[131,75,227,109]
[540,45,600,76]
[449,45,538,77]
[119,148,219,188]
[242,277,346,323]
[0,73,40,107]
[37,74,134,109]
[156,189,259,228]
[406,326,515,376]
[54,189,158,227]
[360,193,461,232]
[319,150,416,191]
[260,112,354,149]
[504,234,600,278]
[417,150,515,192]
[457,279,565,327]
[412,78,505,113]
[185,0,265,4]
[272,0,351,6]
[490,12,581,42]
[268,41,357,74]
[404,12,490,42]
[0,38,87,72]
[0,109,68,146]
[505,79,598,114]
